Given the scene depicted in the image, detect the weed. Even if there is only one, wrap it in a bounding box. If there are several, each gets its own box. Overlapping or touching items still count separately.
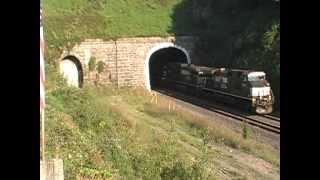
[242,121,250,139]
[97,61,105,74]
[45,73,278,178]
[88,57,96,72]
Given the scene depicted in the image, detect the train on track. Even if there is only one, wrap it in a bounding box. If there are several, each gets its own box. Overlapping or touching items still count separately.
[157,63,274,114]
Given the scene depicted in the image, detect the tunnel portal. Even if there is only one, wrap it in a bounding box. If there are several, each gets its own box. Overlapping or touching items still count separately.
[148,47,188,90]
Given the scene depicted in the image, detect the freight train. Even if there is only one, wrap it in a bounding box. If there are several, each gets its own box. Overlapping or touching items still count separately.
[158,63,274,114]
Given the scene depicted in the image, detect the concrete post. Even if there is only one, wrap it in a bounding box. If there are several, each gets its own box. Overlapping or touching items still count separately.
[40,159,64,180]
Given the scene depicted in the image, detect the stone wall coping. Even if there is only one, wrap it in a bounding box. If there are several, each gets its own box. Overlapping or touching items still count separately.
[83,36,196,43]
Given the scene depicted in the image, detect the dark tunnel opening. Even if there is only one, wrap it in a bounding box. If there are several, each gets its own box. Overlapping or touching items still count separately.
[149,47,188,90]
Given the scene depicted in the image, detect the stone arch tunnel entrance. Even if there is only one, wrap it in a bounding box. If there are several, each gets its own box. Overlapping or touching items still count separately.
[148,47,189,90]
[59,56,83,88]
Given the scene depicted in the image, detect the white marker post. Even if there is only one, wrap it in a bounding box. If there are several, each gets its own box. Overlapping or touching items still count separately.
[41,111,45,160]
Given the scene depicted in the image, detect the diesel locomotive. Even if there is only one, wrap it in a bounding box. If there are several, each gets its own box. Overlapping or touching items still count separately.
[158,63,274,114]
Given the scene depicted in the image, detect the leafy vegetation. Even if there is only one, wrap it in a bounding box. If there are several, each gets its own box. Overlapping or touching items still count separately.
[88,57,96,72]
[170,0,280,109]
[97,61,105,74]
[45,75,212,179]
[44,68,279,179]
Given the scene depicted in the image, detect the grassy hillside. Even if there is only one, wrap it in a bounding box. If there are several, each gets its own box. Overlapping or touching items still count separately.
[43,0,191,62]
[45,70,279,179]
[43,1,280,178]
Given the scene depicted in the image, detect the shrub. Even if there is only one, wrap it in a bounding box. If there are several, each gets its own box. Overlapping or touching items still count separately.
[97,61,105,74]
[88,57,96,72]
[242,121,250,139]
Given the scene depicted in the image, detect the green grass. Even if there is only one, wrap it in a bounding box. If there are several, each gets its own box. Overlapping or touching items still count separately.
[43,0,190,62]
[45,70,211,179]
[44,68,279,179]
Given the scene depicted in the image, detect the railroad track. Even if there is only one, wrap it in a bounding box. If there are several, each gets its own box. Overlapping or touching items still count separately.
[154,87,280,134]
[261,114,280,122]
